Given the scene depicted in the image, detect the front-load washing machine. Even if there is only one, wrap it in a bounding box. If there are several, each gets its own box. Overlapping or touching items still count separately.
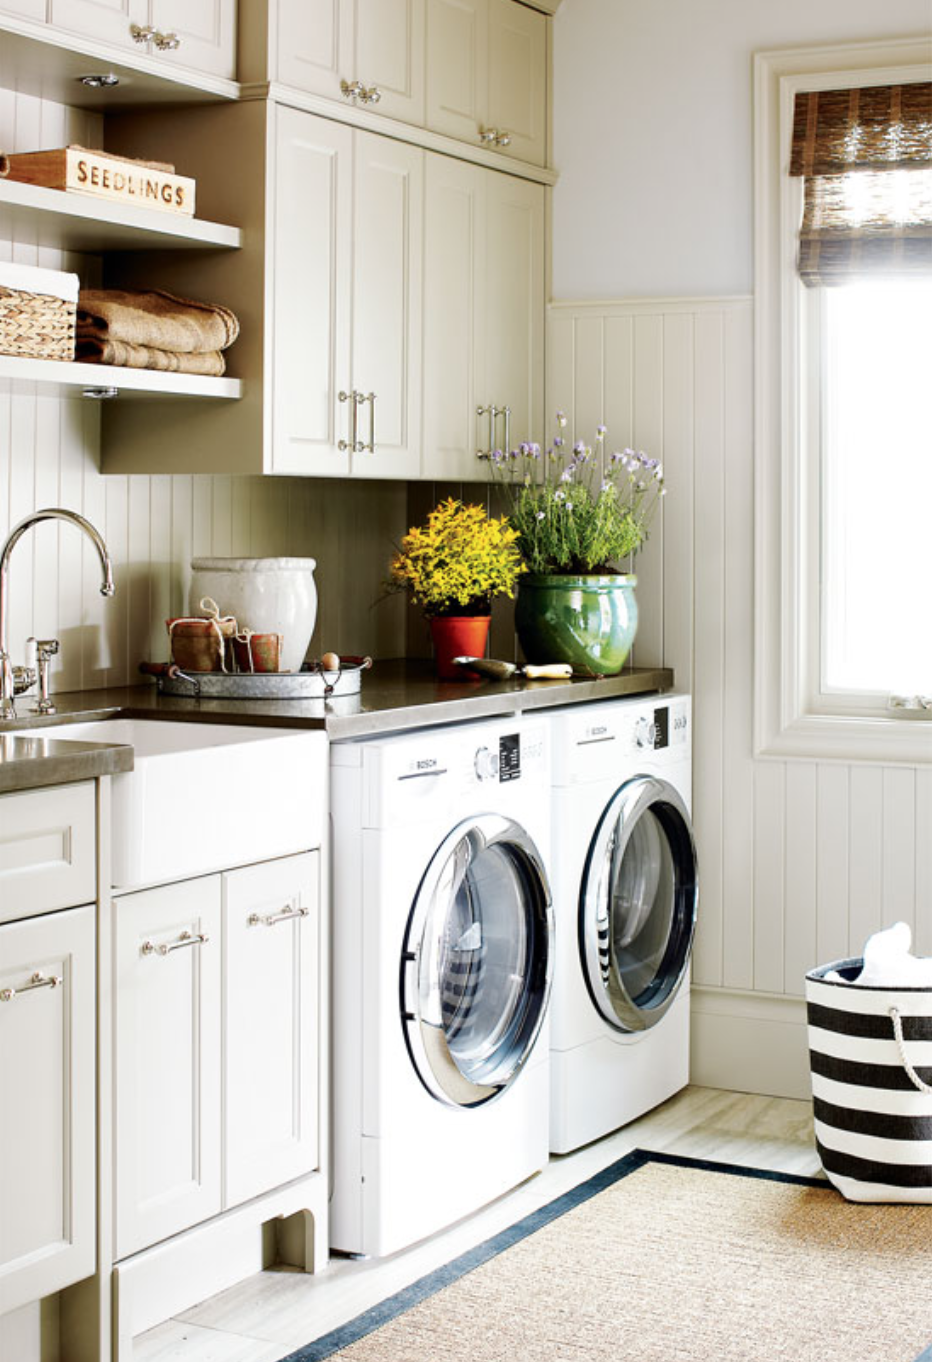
[330,714,553,1257]
[548,694,698,1154]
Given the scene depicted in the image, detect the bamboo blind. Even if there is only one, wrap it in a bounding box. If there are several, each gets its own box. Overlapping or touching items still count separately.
[789,82,932,286]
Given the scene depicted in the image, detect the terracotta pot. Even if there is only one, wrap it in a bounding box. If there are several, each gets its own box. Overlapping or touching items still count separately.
[429,615,491,680]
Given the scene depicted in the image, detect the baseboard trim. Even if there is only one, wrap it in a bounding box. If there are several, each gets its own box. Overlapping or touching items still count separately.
[690,987,811,1100]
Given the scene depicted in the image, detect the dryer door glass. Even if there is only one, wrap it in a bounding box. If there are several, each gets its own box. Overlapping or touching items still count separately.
[402,814,553,1108]
[580,776,697,1033]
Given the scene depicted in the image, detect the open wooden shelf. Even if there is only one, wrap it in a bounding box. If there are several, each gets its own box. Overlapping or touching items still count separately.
[0,354,242,401]
[0,178,242,253]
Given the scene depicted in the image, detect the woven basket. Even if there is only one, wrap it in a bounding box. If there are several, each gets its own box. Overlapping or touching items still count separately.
[0,284,76,361]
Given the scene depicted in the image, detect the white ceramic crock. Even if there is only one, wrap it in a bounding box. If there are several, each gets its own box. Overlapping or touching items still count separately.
[189,557,317,673]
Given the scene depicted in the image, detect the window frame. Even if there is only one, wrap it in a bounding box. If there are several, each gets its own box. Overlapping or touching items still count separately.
[753,36,932,763]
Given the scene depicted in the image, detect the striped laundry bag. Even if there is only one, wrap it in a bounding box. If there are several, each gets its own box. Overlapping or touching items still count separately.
[807,959,932,1202]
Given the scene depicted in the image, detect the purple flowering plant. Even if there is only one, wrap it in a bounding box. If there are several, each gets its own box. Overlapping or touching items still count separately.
[489,414,665,575]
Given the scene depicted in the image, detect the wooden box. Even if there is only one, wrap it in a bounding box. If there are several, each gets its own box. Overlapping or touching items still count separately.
[0,145,196,217]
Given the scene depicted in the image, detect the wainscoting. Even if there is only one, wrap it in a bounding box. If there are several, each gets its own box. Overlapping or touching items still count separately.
[548,298,932,1097]
[0,89,407,691]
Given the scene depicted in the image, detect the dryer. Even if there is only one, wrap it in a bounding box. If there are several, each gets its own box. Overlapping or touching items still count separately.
[548,694,698,1154]
[330,714,553,1257]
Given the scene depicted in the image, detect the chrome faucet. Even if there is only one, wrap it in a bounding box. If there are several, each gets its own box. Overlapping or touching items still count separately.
[0,509,115,720]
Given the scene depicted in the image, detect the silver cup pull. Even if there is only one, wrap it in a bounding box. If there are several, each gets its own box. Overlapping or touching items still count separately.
[0,971,62,1002]
[248,904,310,928]
[141,930,209,958]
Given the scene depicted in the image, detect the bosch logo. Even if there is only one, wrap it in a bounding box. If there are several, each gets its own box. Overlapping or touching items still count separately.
[589,725,608,737]
[415,758,437,770]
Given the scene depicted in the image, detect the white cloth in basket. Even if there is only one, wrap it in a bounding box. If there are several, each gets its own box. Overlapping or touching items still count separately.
[825,922,932,987]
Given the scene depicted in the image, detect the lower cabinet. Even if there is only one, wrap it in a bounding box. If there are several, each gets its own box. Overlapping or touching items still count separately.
[113,851,320,1260]
[0,904,96,1316]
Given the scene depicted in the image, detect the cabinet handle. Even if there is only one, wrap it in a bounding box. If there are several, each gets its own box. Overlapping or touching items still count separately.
[153,30,181,50]
[141,930,209,957]
[248,904,310,928]
[478,127,499,145]
[360,392,376,453]
[130,23,155,42]
[340,78,364,101]
[476,403,500,459]
[500,405,511,455]
[0,971,62,1003]
[338,389,359,452]
[495,131,512,148]
[362,85,381,105]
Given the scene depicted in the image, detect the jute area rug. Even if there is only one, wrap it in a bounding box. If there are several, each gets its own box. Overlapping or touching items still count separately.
[281,1151,932,1362]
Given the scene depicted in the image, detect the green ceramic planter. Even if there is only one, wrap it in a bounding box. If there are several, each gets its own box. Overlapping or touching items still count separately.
[515,574,638,676]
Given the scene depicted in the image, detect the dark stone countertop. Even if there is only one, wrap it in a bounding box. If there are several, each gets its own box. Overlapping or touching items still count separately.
[0,659,675,749]
[0,731,134,795]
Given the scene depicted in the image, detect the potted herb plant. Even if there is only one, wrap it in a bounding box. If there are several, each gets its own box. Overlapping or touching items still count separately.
[388,497,525,679]
[491,414,665,675]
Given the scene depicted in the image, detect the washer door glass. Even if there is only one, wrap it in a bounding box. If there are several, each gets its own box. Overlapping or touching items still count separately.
[402,814,553,1108]
[580,776,698,1033]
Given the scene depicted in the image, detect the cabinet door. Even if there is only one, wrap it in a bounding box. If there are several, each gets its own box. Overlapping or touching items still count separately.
[114,876,221,1260]
[350,131,423,479]
[275,0,352,101]
[353,0,425,125]
[0,0,46,17]
[487,0,547,166]
[482,171,544,450]
[422,153,486,480]
[223,854,320,1208]
[48,0,147,49]
[270,106,353,476]
[147,0,236,78]
[0,905,95,1317]
[426,0,488,148]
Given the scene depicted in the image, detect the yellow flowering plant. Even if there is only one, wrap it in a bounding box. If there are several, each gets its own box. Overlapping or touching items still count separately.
[389,497,525,618]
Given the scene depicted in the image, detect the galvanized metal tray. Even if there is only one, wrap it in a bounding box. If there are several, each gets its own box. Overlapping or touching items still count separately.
[139,656,372,699]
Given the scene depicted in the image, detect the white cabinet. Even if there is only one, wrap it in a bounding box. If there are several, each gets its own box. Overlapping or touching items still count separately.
[273,0,425,126]
[223,854,319,1206]
[113,852,321,1258]
[46,0,236,77]
[0,782,96,924]
[423,154,544,479]
[427,0,547,166]
[113,875,222,1260]
[0,903,96,1316]
[271,108,422,478]
[0,0,45,16]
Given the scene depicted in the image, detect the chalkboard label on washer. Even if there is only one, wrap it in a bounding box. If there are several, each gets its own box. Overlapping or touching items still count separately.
[499,733,521,781]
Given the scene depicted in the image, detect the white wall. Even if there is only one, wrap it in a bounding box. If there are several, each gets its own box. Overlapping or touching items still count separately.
[0,91,407,691]
[550,1,932,1098]
[551,0,931,299]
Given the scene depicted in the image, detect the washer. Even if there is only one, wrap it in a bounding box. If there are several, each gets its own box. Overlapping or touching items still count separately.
[548,694,698,1154]
[330,714,553,1257]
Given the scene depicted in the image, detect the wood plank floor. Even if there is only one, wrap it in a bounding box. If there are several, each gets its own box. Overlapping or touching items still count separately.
[134,1087,819,1361]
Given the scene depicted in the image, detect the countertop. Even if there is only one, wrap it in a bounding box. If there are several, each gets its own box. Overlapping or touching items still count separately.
[0,730,134,794]
[0,659,674,740]
[0,659,674,792]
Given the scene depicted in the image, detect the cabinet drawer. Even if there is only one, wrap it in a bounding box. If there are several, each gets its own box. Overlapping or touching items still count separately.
[0,783,96,925]
[0,904,96,1315]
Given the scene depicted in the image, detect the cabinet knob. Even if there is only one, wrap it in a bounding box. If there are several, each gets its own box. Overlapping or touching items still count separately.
[341,78,365,101]
[495,131,512,148]
[478,127,499,145]
[362,85,381,105]
[153,30,181,50]
[130,23,155,43]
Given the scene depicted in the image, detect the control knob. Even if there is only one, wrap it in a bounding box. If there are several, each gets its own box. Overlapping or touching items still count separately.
[634,716,655,750]
[474,746,499,781]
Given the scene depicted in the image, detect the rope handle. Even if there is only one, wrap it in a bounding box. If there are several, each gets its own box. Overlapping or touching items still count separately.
[889,1007,932,1094]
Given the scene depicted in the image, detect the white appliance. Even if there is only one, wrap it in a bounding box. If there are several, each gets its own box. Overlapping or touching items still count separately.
[330,714,554,1257]
[548,694,698,1154]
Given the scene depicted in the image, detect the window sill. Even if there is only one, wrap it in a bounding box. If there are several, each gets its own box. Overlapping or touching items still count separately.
[758,710,932,766]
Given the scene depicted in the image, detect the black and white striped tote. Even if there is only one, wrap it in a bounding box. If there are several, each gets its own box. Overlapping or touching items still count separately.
[807,959,932,1203]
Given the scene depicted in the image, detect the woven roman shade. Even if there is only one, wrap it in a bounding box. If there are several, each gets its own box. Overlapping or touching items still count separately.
[789,82,932,285]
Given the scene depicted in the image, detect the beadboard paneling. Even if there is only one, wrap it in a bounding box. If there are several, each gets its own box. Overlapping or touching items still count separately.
[0,91,407,691]
[548,298,931,1002]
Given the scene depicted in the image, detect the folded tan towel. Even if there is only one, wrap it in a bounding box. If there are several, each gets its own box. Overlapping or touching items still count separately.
[77,288,239,354]
[76,335,226,376]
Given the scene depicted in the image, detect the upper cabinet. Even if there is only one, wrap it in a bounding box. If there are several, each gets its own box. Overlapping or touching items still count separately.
[242,0,548,168]
[427,0,546,166]
[272,0,425,126]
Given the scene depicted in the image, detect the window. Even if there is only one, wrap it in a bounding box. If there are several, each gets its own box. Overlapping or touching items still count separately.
[754,40,932,761]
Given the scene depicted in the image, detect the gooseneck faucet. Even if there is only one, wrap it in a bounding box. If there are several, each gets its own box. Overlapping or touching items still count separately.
[0,509,115,720]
